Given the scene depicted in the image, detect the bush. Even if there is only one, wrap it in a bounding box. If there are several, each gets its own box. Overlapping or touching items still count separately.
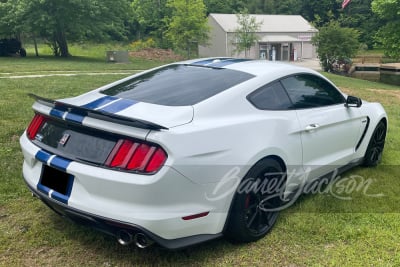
[130,38,156,51]
[312,21,360,72]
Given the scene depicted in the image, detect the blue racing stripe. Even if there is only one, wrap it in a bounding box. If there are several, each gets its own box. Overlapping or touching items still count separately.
[50,156,72,172]
[35,150,52,163]
[99,99,138,113]
[65,113,85,124]
[51,191,69,204]
[82,96,119,109]
[38,174,74,204]
[66,175,74,196]
[36,151,75,204]
[37,184,51,195]
[49,104,85,124]
[36,151,72,172]
[50,108,66,119]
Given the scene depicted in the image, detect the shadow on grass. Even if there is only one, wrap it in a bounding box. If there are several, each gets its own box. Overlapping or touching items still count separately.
[48,213,244,266]
[38,163,400,265]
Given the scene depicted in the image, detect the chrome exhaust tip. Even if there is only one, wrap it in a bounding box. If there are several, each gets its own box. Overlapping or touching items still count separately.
[116,230,133,246]
[134,232,154,249]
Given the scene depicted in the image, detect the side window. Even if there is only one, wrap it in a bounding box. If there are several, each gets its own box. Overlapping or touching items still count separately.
[247,81,293,110]
[281,74,345,109]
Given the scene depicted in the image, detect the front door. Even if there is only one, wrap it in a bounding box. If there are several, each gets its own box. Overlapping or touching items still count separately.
[280,74,365,179]
[296,105,363,178]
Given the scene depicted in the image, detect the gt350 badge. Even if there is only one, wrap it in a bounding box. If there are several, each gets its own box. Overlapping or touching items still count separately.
[59,133,71,146]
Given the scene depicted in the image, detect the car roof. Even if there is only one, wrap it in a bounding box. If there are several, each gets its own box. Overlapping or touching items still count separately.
[182,57,316,77]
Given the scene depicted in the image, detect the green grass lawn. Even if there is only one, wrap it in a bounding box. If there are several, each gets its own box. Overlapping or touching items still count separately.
[1,54,400,266]
[0,42,173,74]
[0,56,165,74]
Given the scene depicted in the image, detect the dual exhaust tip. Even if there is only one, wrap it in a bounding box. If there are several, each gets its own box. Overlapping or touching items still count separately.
[117,230,154,249]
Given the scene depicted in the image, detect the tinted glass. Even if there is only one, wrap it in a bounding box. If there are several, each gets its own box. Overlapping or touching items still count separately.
[102,64,254,106]
[281,74,345,109]
[248,82,293,110]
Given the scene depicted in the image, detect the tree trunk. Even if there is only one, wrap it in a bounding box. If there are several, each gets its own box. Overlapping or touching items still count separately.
[33,36,39,57]
[56,29,70,57]
[53,19,70,57]
[50,35,60,56]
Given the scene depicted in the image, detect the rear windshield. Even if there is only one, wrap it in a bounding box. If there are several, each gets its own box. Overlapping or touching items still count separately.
[102,64,254,106]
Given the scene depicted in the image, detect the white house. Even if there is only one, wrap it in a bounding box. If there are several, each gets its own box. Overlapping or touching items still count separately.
[199,13,318,61]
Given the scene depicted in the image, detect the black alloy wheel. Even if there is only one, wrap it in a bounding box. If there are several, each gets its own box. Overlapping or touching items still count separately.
[363,120,387,167]
[225,158,286,243]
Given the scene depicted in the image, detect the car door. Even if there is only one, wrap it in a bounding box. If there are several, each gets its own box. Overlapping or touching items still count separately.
[247,80,305,191]
[281,74,366,179]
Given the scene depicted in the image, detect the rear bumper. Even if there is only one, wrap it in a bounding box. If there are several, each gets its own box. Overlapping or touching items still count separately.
[26,181,222,250]
[20,133,230,249]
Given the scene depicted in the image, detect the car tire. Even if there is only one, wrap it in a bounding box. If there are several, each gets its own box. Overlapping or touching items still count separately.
[224,158,286,243]
[363,120,387,167]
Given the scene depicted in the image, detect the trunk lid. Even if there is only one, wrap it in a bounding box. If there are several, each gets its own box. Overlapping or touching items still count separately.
[31,93,194,134]
[60,93,194,129]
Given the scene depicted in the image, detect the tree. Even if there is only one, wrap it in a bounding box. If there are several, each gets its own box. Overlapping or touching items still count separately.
[247,0,275,13]
[300,0,341,27]
[338,0,382,49]
[165,0,210,58]
[131,0,170,47]
[1,0,132,57]
[204,0,244,13]
[372,0,400,59]
[312,21,360,71]
[233,9,262,58]
[274,0,302,14]
[0,0,24,37]
[245,0,301,14]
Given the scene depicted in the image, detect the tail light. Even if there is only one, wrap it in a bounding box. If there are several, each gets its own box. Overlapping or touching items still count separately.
[27,114,47,140]
[105,139,167,174]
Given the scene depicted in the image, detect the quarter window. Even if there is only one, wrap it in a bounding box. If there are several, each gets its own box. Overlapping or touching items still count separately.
[281,74,345,109]
[248,82,293,110]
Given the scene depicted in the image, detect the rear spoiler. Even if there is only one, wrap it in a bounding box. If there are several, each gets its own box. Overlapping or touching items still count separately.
[28,94,169,131]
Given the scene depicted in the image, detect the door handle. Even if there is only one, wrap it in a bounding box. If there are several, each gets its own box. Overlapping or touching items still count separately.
[305,124,320,131]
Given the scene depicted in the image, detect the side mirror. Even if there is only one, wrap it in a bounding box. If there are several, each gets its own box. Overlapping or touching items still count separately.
[345,96,362,108]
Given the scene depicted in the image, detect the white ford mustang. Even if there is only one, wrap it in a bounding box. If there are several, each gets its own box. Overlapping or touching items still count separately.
[20,58,387,249]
